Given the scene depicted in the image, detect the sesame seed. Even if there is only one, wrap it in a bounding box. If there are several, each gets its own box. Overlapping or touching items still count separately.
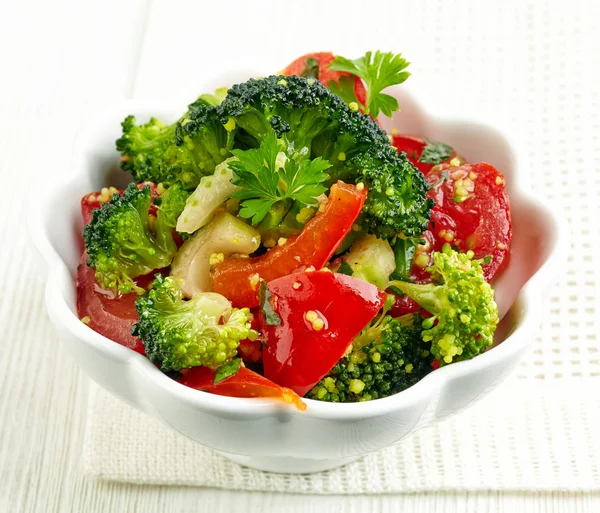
[305,310,318,322]
[249,273,260,290]
[312,318,325,331]
[81,316,91,325]
[356,182,365,191]
[292,281,301,290]
[209,252,225,266]
[415,253,430,268]
[277,237,287,247]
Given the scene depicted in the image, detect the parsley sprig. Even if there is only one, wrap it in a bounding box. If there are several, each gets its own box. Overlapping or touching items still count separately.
[329,51,410,118]
[230,134,331,225]
[419,141,454,165]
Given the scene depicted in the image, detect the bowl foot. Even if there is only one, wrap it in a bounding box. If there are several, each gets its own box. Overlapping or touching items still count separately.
[218,451,361,474]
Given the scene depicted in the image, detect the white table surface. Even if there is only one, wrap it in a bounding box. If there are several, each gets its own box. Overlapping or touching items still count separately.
[1,0,599,511]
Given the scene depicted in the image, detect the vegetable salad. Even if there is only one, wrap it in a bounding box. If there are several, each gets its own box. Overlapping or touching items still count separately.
[76,51,512,409]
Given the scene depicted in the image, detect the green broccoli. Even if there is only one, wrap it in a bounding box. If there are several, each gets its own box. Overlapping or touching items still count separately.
[161,99,235,188]
[153,181,189,255]
[116,116,176,185]
[117,76,432,240]
[132,275,255,372]
[218,75,433,238]
[83,182,188,294]
[389,244,499,365]
[116,99,233,189]
[308,306,433,402]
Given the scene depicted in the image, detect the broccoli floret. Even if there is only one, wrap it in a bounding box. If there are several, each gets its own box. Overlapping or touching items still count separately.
[160,100,235,189]
[308,309,433,402]
[389,244,499,365]
[83,183,188,294]
[117,99,233,189]
[154,181,189,254]
[132,275,255,372]
[218,75,432,238]
[116,116,176,185]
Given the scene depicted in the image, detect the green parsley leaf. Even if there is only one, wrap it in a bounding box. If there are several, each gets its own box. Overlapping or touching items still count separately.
[337,259,354,276]
[330,51,410,118]
[259,280,281,326]
[300,57,320,79]
[419,141,454,165]
[327,75,359,106]
[214,358,242,384]
[230,134,331,225]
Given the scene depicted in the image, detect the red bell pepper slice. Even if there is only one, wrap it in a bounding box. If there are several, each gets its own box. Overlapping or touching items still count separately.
[178,366,306,410]
[260,271,387,397]
[212,181,367,308]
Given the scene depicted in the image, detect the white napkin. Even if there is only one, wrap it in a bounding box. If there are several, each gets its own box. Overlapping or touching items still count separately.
[83,377,600,493]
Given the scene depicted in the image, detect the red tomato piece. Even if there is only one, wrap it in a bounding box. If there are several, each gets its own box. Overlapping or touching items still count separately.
[390,294,420,317]
[281,52,367,107]
[76,252,148,354]
[417,162,512,281]
[391,135,461,175]
[81,183,159,226]
[260,271,387,397]
[212,181,367,308]
[178,366,306,410]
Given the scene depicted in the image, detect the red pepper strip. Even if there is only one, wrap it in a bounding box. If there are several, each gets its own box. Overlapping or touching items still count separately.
[261,271,387,397]
[212,181,367,308]
[178,366,306,411]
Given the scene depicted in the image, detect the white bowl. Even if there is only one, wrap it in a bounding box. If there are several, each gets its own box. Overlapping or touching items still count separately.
[30,83,568,474]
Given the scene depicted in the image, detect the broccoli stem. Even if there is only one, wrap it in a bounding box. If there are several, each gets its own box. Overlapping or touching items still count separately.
[388,281,444,316]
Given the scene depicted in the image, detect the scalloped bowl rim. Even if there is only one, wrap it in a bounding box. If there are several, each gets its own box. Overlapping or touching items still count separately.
[30,84,569,421]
